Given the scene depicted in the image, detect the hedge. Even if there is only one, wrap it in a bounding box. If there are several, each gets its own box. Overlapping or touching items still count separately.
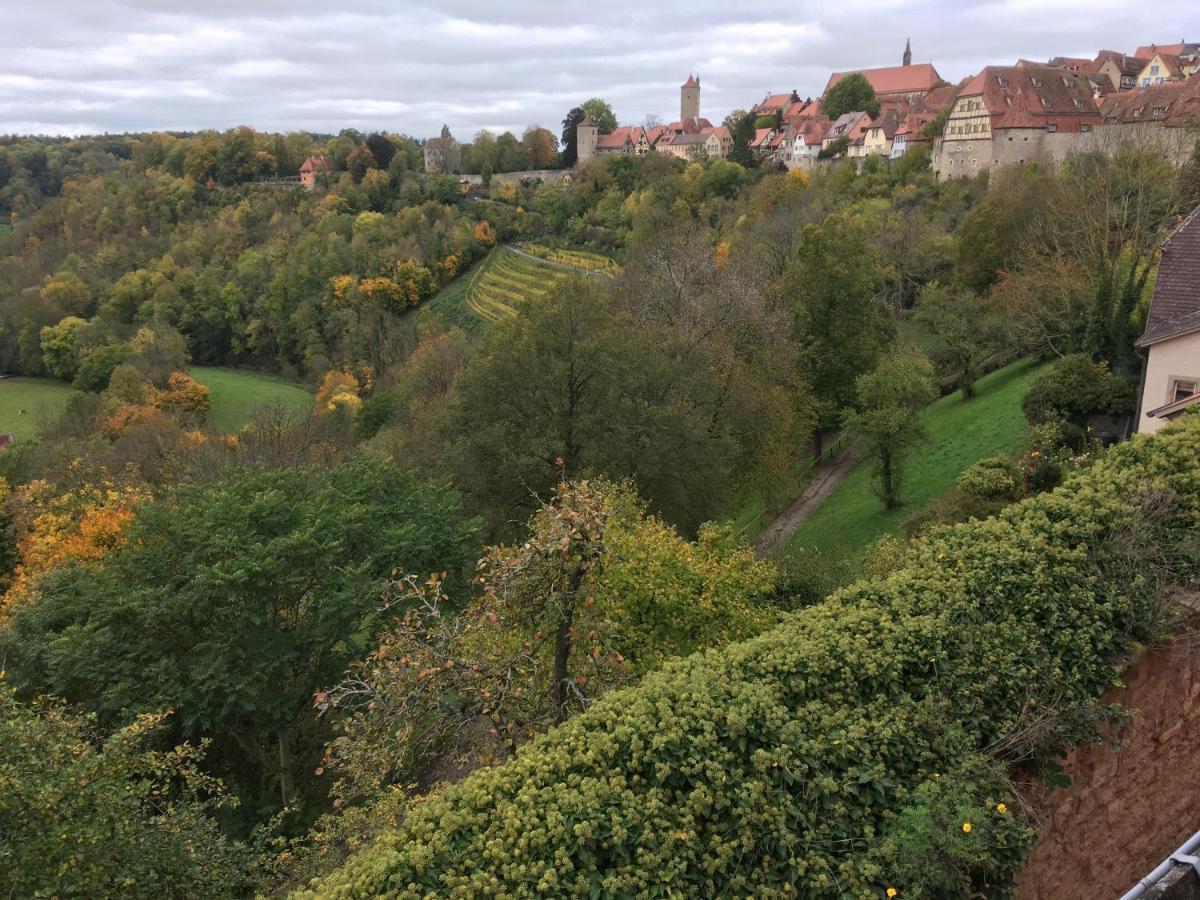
[305,416,1200,898]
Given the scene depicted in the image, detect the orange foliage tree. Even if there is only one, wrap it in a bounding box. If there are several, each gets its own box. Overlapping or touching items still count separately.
[315,371,361,413]
[1,478,149,615]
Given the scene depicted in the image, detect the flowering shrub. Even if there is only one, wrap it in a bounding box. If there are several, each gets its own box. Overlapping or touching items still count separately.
[307,416,1200,899]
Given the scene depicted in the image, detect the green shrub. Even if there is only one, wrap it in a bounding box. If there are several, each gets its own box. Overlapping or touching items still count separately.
[307,417,1200,899]
[353,390,404,440]
[0,683,249,898]
[957,454,1022,502]
[73,342,134,392]
[1022,354,1135,426]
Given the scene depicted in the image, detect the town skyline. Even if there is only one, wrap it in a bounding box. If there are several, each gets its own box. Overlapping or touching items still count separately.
[2,1,1197,138]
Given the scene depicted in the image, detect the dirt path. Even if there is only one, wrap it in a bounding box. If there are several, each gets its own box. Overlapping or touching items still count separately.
[752,445,856,556]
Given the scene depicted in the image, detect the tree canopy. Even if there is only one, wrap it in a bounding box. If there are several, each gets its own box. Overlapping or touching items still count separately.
[822,73,881,120]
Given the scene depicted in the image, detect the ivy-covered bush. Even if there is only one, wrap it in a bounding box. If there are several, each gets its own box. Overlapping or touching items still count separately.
[306,417,1200,899]
[956,454,1023,502]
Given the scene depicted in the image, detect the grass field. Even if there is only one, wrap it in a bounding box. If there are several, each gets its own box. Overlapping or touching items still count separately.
[190,367,312,433]
[426,245,620,335]
[784,359,1043,569]
[0,377,78,441]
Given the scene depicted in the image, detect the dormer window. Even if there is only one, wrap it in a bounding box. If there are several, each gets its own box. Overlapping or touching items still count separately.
[1133,107,1143,118]
[996,75,1009,87]
[1041,97,1052,108]
[1031,77,1042,87]
[1063,77,1075,87]
[1074,99,1085,109]
[1152,106,1166,116]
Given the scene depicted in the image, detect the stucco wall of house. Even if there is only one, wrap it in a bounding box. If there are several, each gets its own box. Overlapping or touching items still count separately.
[1139,330,1200,433]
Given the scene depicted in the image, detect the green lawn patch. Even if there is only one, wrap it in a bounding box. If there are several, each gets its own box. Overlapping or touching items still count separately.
[0,377,78,441]
[785,359,1043,568]
[189,367,311,434]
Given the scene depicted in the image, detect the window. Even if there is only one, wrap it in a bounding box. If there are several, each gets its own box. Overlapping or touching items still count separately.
[1173,380,1198,402]
[1142,77,1151,86]
[1150,65,1160,74]
[1133,106,1143,118]
[1048,123,1057,132]
[1063,77,1075,87]
[996,75,1009,87]
[1081,123,1091,132]
[1041,98,1052,108]
[1074,99,1085,109]
[1153,106,1166,116]
[1031,77,1042,87]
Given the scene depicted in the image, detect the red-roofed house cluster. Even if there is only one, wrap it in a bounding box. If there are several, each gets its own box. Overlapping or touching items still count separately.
[746,41,956,169]
[932,42,1199,178]
[565,37,1197,176]
[577,75,731,163]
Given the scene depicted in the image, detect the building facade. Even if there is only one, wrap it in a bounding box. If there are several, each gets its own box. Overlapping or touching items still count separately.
[932,66,1101,178]
[1135,207,1200,433]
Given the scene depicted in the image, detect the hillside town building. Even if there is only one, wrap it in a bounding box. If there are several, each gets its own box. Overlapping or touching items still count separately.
[423,126,461,174]
[577,75,726,163]
[298,155,333,190]
[932,66,1102,178]
[823,46,943,103]
[1135,206,1200,433]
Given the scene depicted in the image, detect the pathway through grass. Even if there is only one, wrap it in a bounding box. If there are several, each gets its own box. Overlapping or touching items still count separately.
[784,359,1043,569]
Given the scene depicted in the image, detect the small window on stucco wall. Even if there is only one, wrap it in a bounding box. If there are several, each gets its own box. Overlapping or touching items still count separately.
[1173,379,1198,403]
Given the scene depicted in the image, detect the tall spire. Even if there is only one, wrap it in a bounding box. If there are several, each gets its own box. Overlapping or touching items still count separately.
[903,38,912,67]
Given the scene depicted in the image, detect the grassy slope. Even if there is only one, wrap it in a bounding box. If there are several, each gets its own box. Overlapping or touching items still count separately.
[188,367,312,433]
[785,359,1043,567]
[0,378,77,441]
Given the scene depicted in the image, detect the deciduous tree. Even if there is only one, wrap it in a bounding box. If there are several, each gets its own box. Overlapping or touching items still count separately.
[843,348,936,509]
[822,73,880,120]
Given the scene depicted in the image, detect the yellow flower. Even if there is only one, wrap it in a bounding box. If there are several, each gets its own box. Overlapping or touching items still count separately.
[932,773,940,779]
[997,803,1007,814]
[887,889,898,898]
[962,822,972,833]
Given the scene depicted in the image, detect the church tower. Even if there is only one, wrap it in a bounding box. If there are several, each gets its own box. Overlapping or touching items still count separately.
[903,38,912,66]
[681,74,700,123]
[576,113,598,164]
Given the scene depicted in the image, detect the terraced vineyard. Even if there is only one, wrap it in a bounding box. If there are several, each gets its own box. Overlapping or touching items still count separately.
[519,243,622,276]
[427,245,620,333]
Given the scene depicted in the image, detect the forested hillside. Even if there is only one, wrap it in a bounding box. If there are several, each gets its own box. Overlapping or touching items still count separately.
[2,127,1199,898]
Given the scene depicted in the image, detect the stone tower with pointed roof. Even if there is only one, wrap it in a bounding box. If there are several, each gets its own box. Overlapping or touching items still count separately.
[903,39,912,67]
[681,74,700,123]
[576,113,599,164]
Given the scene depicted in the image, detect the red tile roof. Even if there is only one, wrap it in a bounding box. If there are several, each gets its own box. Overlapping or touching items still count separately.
[793,116,832,145]
[299,155,333,173]
[1099,76,1200,126]
[595,126,646,150]
[749,127,775,148]
[1093,50,1146,77]
[1134,43,1196,59]
[824,63,942,98]
[682,74,699,88]
[957,66,1101,130]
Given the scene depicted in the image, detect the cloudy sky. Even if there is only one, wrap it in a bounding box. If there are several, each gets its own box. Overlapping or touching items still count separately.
[2,0,1194,139]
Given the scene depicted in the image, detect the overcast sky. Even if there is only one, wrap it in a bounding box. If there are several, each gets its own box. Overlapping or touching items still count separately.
[2,1,1194,139]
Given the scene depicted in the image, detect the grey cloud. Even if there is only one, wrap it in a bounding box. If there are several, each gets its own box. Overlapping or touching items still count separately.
[2,0,1195,137]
